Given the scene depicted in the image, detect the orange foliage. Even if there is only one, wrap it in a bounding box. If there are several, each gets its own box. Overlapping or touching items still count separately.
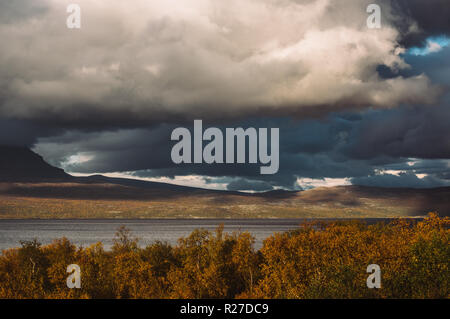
[0,214,448,299]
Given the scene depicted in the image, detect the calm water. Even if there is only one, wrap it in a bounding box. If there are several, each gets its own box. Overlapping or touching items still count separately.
[0,218,396,251]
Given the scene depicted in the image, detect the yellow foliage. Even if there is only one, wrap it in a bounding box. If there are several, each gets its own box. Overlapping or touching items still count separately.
[0,214,448,299]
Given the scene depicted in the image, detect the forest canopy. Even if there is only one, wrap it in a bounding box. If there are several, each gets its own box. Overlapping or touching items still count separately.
[0,214,448,299]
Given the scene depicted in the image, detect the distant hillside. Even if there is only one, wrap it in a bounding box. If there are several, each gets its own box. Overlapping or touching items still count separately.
[0,146,234,194]
[0,146,449,218]
[0,146,71,182]
[0,181,448,218]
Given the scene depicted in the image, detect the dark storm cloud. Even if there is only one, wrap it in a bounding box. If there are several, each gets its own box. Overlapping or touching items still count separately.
[129,162,300,190]
[392,0,450,48]
[0,119,62,147]
[402,45,450,84]
[34,106,450,190]
[343,104,450,160]
[351,172,449,189]
[344,46,450,162]
[352,158,450,188]
[34,124,176,172]
[437,172,450,180]
[380,159,449,174]
[226,178,274,192]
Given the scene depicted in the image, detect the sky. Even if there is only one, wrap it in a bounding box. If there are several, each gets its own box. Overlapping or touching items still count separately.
[0,0,449,191]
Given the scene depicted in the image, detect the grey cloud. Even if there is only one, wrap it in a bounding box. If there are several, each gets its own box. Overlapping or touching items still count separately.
[351,172,450,189]
[0,119,62,147]
[392,0,450,48]
[343,104,450,160]
[32,94,450,190]
[402,45,450,84]
[34,124,176,172]
[0,0,48,24]
[226,178,274,192]
[0,0,442,132]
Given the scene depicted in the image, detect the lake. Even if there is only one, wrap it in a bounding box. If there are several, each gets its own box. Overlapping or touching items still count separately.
[0,218,399,251]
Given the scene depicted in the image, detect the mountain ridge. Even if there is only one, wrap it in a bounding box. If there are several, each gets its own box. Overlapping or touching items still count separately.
[0,146,71,182]
[0,146,449,218]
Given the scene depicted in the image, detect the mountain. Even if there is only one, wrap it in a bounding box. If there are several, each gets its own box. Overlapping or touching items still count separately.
[0,146,449,218]
[0,146,236,194]
[0,146,71,182]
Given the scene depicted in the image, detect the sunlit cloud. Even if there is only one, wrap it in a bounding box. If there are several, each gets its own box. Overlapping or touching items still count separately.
[408,36,450,56]
[296,178,352,190]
